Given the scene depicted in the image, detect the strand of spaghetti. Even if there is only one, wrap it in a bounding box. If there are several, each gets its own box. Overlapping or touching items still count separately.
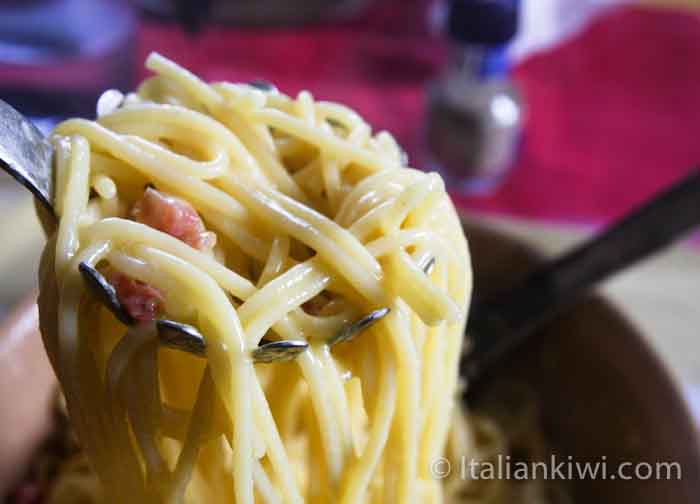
[272,136,307,159]
[198,208,272,263]
[418,320,446,451]
[211,82,267,112]
[418,318,447,479]
[52,135,72,216]
[133,245,255,503]
[418,262,460,477]
[58,242,144,502]
[377,175,445,233]
[89,152,149,190]
[55,135,91,274]
[105,251,193,318]
[286,308,355,342]
[321,156,342,216]
[252,108,395,172]
[272,318,345,485]
[334,168,421,228]
[98,125,230,181]
[338,324,397,503]
[257,236,290,287]
[347,123,371,145]
[100,103,263,179]
[384,301,420,504]
[137,76,202,111]
[348,177,443,243]
[382,250,460,326]
[169,367,215,503]
[251,376,304,504]
[145,53,223,111]
[371,131,403,165]
[295,91,316,125]
[293,159,323,197]
[101,320,165,503]
[314,101,366,131]
[316,344,354,457]
[213,106,310,204]
[125,342,169,488]
[191,436,236,502]
[217,176,385,304]
[237,259,329,346]
[103,223,362,347]
[96,188,121,217]
[83,219,256,299]
[126,136,229,181]
[89,310,149,503]
[365,229,456,265]
[253,460,283,504]
[105,326,165,496]
[53,120,250,222]
[90,174,116,199]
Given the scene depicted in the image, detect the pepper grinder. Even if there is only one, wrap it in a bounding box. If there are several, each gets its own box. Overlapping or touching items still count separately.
[426,0,522,193]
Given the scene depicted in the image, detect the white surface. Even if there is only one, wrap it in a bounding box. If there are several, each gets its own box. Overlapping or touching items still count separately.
[0,184,45,311]
[509,0,628,61]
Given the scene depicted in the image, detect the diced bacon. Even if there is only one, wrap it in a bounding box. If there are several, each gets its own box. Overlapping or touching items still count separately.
[108,271,164,322]
[130,187,216,251]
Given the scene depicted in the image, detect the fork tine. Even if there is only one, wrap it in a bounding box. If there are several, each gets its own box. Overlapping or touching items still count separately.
[0,99,54,215]
[328,307,391,347]
[252,340,308,363]
[423,256,436,275]
[78,262,134,325]
[156,319,207,357]
[248,79,277,92]
[80,262,208,357]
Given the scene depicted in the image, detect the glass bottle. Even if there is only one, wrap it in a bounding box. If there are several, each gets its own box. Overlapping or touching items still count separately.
[426,0,522,193]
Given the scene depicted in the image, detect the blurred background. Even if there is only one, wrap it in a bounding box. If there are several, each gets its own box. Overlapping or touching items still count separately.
[0,0,699,416]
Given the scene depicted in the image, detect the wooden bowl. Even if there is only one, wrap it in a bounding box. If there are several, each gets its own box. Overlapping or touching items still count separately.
[0,295,55,498]
[465,223,700,502]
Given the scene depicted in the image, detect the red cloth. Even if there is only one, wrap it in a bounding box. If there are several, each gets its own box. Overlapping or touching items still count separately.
[458,6,700,224]
[137,4,700,224]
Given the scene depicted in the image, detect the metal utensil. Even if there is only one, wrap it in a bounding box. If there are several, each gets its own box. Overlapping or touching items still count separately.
[0,99,54,215]
[328,307,390,347]
[252,340,309,363]
[78,261,312,362]
[79,262,135,325]
[463,169,700,400]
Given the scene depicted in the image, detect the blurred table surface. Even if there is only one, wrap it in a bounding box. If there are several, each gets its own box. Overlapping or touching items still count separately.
[0,184,44,316]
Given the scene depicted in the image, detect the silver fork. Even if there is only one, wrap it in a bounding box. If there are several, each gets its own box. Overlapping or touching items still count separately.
[0,97,392,363]
[0,99,54,215]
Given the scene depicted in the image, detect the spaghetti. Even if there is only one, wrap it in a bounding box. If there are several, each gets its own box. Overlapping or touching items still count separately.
[34,53,526,503]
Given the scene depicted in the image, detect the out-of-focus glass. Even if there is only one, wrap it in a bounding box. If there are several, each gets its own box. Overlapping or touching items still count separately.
[135,0,370,25]
[426,45,522,193]
[0,0,136,130]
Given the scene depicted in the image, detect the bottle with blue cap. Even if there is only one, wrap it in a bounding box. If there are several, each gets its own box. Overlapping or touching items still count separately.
[426,0,522,193]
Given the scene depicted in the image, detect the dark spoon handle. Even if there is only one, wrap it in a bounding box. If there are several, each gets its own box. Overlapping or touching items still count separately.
[463,168,700,384]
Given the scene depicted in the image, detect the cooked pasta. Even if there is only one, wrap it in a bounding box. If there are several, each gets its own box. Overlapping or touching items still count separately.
[35,53,543,504]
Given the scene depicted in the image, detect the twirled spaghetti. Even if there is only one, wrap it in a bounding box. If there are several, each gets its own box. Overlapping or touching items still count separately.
[33,53,525,504]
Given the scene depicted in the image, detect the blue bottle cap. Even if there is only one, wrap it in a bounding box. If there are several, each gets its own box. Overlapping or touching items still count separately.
[448,0,519,45]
